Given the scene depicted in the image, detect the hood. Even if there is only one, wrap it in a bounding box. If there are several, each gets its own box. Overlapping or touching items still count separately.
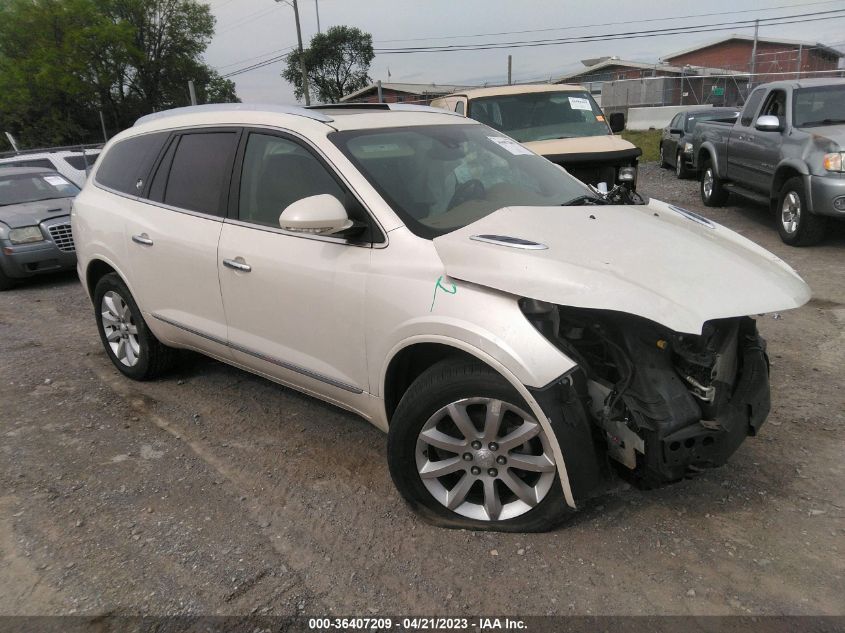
[523,134,639,159]
[432,200,811,334]
[0,198,72,229]
[799,124,845,147]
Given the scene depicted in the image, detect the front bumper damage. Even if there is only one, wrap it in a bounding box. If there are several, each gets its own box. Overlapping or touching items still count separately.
[523,301,772,501]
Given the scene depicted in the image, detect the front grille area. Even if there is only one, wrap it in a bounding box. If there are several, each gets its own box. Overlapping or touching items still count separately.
[48,223,75,252]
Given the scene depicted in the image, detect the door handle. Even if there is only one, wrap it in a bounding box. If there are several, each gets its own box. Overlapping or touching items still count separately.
[223,258,252,273]
[132,233,153,246]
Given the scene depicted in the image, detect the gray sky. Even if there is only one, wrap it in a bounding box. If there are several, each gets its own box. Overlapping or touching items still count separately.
[203,0,845,104]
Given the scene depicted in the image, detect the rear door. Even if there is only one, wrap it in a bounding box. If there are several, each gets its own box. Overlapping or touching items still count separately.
[123,129,240,356]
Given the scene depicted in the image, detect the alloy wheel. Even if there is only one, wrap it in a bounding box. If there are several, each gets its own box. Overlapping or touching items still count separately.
[781,191,801,234]
[415,397,556,521]
[703,168,714,200]
[101,290,141,367]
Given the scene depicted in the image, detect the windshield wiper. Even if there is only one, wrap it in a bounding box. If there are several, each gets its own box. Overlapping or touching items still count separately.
[561,194,605,206]
[798,118,845,127]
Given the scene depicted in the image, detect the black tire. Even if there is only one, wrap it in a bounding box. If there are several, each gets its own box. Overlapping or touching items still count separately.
[93,273,176,380]
[387,357,572,532]
[776,176,827,246]
[0,266,13,291]
[675,151,692,179]
[700,161,729,206]
[658,143,669,168]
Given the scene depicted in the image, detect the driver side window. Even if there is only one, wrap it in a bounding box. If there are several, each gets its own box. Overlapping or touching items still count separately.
[237,133,347,228]
[760,90,787,124]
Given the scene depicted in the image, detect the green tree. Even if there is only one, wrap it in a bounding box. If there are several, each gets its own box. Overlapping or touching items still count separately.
[283,25,374,103]
[0,0,238,149]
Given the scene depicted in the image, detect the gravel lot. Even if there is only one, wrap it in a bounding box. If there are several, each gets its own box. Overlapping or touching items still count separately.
[1,162,843,617]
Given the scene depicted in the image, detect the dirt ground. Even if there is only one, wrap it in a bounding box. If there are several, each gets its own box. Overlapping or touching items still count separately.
[1,163,843,617]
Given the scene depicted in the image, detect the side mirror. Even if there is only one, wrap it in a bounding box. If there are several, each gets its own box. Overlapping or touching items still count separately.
[279,194,352,235]
[608,112,625,133]
[755,115,782,132]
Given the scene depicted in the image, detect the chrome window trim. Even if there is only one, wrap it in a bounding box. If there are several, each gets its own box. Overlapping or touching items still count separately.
[222,217,374,249]
[93,182,225,223]
[151,313,363,394]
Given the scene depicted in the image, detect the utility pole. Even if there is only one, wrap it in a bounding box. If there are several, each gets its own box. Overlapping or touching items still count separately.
[315,0,321,33]
[377,80,383,103]
[507,55,512,85]
[796,44,803,78]
[188,80,198,106]
[749,19,759,86]
[98,110,109,143]
[278,0,310,105]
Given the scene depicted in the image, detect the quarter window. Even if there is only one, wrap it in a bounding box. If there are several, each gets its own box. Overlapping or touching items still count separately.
[96,133,168,194]
[455,101,465,115]
[163,132,238,215]
[237,133,347,228]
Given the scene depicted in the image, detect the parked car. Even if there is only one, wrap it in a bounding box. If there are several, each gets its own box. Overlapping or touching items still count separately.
[73,103,809,531]
[430,84,640,190]
[692,78,845,246]
[659,107,739,178]
[0,148,101,188]
[0,167,79,290]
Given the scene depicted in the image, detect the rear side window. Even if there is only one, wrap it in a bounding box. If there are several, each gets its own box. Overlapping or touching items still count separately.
[455,101,465,115]
[96,133,168,194]
[161,132,238,215]
[740,90,765,126]
[64,153,100,170]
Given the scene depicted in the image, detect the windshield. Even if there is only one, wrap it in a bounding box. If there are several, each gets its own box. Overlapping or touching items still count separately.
[685,110,739,132]
[793,85,845,127]
[467,91,609,142]
[0,173,80,206]
[330,124,591,239]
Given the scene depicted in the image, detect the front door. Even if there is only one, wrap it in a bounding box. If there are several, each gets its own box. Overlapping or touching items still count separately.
[218,130,376,400]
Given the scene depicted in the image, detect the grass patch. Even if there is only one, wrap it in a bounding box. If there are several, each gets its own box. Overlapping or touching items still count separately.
[622,129,662,163]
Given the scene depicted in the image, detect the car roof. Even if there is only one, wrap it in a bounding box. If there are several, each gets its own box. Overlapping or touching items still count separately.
[754,78,845,91]
[0,166,56,177]
[128,102,472,137]
[443,83,586,100]
[685,107,740,115]
[0,150,99,161]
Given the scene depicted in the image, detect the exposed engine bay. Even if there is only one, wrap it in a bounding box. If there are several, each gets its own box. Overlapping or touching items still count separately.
[521,299,771,491]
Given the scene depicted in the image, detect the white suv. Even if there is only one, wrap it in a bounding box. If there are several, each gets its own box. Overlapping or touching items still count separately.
[73,103,810,531]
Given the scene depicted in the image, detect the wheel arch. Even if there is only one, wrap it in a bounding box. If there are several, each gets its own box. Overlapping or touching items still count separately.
[380,336,578,509]
[771,161,810,209]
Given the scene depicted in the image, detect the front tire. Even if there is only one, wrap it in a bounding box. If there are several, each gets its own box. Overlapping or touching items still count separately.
[675,151,691,179]
[659,143,669,168]
[387,357,569,532]
[777,176,827,246]
[700,162,729,206]
[93,273,176,380]
[0,266,13,291]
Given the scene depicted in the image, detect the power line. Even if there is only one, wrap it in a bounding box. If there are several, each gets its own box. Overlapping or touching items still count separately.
[216,46,295,70]
[373,10,845,54]
[373,0,842,44]
[217,5,281,35]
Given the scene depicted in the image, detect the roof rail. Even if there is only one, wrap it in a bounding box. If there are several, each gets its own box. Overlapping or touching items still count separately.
[0,143,103,159]
[307,102,463,117]
[134,103,334,127]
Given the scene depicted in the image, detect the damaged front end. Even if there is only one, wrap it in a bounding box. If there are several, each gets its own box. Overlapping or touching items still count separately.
[521,299,771,494]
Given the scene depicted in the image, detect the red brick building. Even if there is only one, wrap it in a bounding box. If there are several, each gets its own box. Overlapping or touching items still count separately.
[662,35,843,83]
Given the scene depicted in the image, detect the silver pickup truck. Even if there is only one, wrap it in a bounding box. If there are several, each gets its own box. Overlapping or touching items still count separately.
[692,78,845,246]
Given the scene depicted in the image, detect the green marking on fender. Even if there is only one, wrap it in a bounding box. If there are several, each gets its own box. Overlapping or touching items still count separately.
[429,275,457,312]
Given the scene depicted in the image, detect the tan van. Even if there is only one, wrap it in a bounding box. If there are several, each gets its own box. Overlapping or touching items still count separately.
[431,84,640,189]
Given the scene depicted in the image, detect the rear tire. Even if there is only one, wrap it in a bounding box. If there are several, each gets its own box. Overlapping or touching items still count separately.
[777,177,827,246]
[93,273,176,380]
[387,357,571,532]
[700,162,729,206]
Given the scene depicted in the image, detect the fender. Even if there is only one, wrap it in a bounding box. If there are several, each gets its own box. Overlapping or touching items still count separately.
[771,158,812,208]
[380,334,578,509]
[698,141,721,177]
